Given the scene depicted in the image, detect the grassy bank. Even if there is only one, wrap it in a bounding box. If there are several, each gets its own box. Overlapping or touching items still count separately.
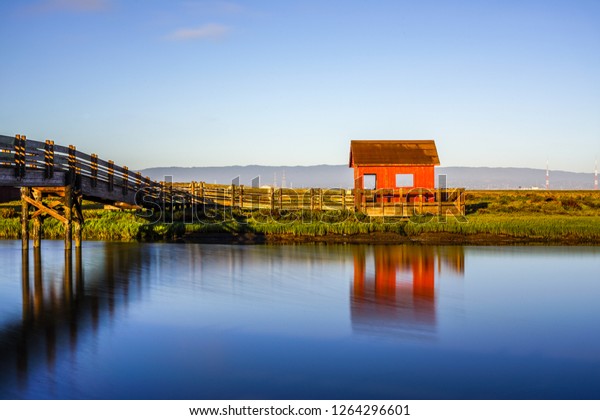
[0,190,599,244]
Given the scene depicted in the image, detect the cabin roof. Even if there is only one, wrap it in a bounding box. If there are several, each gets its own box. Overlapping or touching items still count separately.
[349,140,440,167]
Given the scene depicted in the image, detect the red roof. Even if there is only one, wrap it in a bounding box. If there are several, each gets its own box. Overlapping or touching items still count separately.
[349,140,440,167]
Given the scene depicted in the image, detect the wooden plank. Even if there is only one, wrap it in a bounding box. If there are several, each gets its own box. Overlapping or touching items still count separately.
[79,176,138,206]
[0,167,67,187]
[0,134,15,147]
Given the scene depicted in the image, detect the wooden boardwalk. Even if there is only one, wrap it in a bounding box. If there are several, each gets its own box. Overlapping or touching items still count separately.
[1,134,465,249]
[1,134,193,249]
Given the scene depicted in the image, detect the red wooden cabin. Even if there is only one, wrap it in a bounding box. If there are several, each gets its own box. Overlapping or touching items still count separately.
[349,140,439,204]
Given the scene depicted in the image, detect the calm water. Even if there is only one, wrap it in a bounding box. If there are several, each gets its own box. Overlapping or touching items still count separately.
[0,240,599,399]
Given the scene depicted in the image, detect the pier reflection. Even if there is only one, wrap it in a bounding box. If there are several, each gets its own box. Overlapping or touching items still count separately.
[351,245,464,339]
[1,243,146,395]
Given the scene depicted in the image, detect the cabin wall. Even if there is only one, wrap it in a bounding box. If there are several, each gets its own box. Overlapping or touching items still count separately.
[353,165,435,190]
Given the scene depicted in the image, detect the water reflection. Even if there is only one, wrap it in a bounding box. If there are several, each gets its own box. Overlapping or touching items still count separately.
[2,242,598,399]
[351,245,464,339]
[1,243,146,396]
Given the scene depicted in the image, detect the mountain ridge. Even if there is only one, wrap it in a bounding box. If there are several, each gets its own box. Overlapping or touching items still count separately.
[138,165,598,190]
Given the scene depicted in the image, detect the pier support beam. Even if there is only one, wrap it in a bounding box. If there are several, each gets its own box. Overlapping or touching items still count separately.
[19,185,84,251]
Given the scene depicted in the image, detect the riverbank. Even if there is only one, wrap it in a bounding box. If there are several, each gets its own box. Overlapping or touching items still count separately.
[1,190,599,245]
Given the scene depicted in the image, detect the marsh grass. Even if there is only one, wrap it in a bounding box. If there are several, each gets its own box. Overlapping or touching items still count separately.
[1,190,599,242]
[404,214,600,241]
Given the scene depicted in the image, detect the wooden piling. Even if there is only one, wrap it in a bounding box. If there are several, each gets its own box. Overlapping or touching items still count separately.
[64,185,73,251]
[32,189,42,248]
[74,188,83,248]
[20,187,30,250]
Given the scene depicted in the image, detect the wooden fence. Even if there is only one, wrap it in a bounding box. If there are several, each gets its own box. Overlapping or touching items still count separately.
[172,182,465,216]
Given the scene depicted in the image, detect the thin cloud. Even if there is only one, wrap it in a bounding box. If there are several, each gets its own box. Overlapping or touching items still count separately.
[216,1,244,14]
[27,0,110,13]
[167,23,231,41]
[182,1,244,15]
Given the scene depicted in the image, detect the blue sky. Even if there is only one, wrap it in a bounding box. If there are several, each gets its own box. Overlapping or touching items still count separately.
[1,0,598,171]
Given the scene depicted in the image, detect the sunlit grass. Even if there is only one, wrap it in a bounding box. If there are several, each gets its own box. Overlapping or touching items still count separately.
[1,190,599,242]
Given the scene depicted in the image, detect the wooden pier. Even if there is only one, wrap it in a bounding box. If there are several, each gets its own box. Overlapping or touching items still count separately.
[1,134,192,249]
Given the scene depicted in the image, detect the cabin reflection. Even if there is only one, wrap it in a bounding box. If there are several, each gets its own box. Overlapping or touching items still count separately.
[351,245,464,339]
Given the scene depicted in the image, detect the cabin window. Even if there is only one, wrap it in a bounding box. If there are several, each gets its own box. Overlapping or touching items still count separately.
[395,174,414,188]
[363,174,376,189]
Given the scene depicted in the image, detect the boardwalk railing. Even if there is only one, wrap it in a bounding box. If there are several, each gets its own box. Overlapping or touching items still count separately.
[0,134,199,208]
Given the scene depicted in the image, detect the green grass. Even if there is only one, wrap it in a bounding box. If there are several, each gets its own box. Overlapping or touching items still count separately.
[404,214,600,241]
[1,190,599,242]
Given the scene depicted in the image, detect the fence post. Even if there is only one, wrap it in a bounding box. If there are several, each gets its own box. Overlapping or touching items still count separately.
[239,185,244,208]
[108,160,114,192]
[317,188,322,211]
[278,188,283,210]
[68,145,76,182]
[122,166,129,195]
[14,135,26,178]
[270,187,275,212]
[90,154,98,187]
[44,140,54,179]
[190,181,196,208]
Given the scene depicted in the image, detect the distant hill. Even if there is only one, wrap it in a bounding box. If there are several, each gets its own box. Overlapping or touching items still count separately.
[139,165,597,190]
[139,165,352,189]
[439,167,596,190]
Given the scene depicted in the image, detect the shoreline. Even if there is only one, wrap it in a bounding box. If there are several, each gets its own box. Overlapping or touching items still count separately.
[179,231,600,246]
[4,231,599,246]
[2,189,599,246]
